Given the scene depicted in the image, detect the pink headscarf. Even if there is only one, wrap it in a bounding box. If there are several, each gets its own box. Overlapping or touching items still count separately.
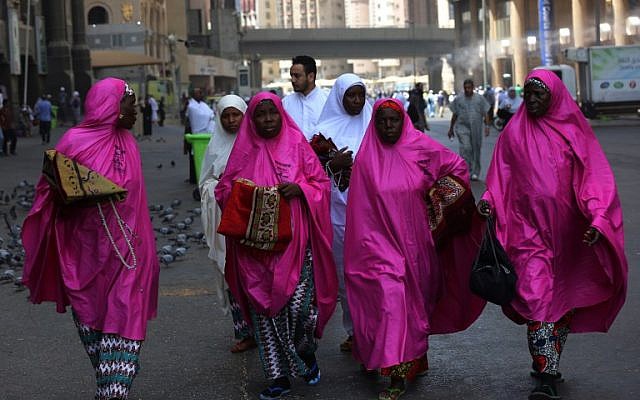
[344,98,485,369]
[483,69,627,332]
[22,78,159,340]
[215,92,337,338]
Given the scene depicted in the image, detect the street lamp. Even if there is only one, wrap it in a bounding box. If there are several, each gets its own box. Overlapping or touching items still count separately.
[406,19,416,83]
[481,0,488,89]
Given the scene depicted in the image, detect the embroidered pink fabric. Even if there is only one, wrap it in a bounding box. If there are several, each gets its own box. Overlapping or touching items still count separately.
[344,97,486,370]
[215,92,338,338]
[482,69,628,332]
[22,78,159,340]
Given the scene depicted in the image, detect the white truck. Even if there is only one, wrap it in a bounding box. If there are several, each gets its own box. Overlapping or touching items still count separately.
[563,45,640,118]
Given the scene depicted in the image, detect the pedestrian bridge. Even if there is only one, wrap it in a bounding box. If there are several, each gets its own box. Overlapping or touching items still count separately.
[238,26,455,59]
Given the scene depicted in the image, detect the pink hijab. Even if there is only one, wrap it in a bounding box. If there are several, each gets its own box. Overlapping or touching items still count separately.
[483,69,627,332]
[344,98,485,369]
[22,78,159,340]
[215,92,337,338]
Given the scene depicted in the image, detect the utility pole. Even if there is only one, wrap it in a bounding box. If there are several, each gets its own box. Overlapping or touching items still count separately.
[482,0,488,88]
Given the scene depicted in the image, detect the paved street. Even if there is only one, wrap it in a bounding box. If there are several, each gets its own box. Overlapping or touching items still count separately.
[0,116,638,400]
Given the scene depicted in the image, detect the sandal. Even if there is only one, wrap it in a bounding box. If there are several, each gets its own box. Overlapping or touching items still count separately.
[529,384,561,400]
[530,371,564,383]
[529,373,561,400]
[339,335,353,352]
[378,387,406,400]
[230,337,257,353]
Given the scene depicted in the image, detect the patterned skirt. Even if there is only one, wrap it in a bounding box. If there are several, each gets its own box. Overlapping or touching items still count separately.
[528,312,573,375]
[229,290,252,340]
[250,247,318,380]
[73,312,142,400]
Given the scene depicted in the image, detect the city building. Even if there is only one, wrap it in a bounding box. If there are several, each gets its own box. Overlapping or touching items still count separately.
[255,0,350,85]
[0,0,92,109]
[450,0,640,90]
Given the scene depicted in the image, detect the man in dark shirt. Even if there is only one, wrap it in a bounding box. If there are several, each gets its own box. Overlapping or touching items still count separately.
[0,99,17,155]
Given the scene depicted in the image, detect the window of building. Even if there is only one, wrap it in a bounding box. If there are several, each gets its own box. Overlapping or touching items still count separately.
[496,0,510,19]
[88,6,109,25]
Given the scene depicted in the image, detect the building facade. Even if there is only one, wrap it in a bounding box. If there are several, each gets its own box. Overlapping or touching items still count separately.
[451,0,640,90]
[0,0,92,110]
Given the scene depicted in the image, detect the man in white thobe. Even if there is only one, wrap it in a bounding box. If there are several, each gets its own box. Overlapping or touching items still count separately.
[282,55,327,139]
[185,88,215,183]
[186,88,215,134]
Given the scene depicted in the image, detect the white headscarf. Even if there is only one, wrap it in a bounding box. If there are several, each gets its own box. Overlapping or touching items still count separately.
[199,95,248,186]
[199,94,248,314]
[313,73,372,155]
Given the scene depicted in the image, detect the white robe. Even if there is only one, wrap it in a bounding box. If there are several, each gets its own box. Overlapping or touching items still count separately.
[311,73,372,335]
[199,95,247,314]
[282,86,328,139]
[187,98,215,134]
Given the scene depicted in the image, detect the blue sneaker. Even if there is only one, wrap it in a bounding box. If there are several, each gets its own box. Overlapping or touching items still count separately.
[259,384,291,400]
[303,362,321,386]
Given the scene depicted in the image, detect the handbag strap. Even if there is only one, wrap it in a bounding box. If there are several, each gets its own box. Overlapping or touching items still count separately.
[97,199,138,270]
[484,215,502,265]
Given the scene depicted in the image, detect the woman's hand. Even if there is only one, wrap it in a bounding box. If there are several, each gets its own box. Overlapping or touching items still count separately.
[477,199,492,217]
[329,147,353,172]
[278,183,303,200]
[583,226,601,246]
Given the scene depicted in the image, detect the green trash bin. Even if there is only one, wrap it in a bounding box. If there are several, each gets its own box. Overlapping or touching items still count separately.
[184,133,212,183]
[51,105,58,129]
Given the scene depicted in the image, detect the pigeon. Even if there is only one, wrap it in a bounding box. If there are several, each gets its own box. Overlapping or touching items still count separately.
[171,199,181,207]
[0,269,16,282]
[162,214,175,223]
[175,247,187,257]
[183,217,193,226]
[160,207,174,216]
[14,276,25,291]
[156,227,174,235]
[160,245,173,255]
[175,222,186,230]
[156,164,163,169]
[160,254,174,265]
[170,160,175,167]
[189,232,205,240]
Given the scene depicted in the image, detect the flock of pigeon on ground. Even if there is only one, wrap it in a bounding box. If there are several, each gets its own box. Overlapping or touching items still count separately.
[0,179,208,295]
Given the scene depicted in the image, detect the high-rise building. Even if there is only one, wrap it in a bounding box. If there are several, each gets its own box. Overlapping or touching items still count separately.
[450,0,640,90]
[256,0,349,85]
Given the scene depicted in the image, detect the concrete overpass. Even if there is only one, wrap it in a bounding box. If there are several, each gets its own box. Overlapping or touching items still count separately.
[238,26,455,59]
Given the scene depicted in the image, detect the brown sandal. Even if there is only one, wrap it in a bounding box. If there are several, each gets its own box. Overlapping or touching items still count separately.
[339,335,354,352]
[230,337,257,353]
[378,383,406,400]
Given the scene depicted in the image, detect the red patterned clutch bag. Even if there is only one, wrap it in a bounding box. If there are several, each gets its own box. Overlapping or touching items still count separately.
[217,178,292,252]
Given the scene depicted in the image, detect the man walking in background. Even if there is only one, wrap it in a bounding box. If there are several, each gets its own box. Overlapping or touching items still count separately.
[282,55,327,138]
[34,94,53,144]
[447,79,491,181]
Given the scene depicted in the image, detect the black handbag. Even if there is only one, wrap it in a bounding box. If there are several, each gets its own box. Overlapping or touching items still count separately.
[469,216,517,305]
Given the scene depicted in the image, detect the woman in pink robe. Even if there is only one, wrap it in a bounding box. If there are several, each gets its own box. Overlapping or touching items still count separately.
[345,99,485,400]
[478,69,628,400]
[21,78,159,400]
[215,92,337,400]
